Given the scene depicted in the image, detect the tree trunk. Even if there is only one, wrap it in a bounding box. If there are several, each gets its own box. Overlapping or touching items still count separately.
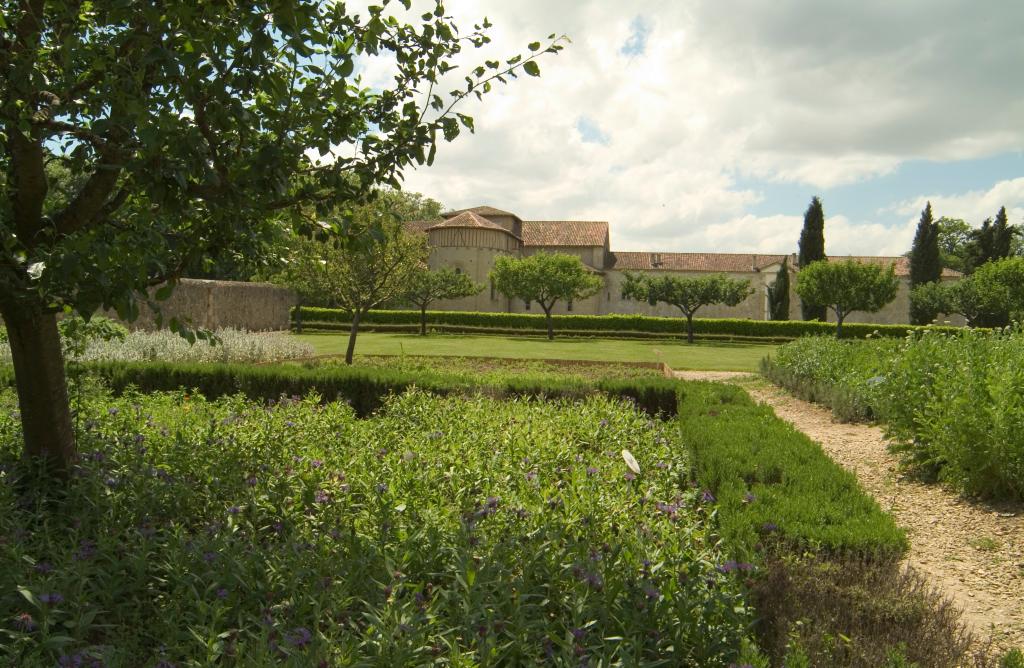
[543,306,554,340]
[835,311,844,339]
[420,305,428,336]
[1,302,76,471]
[685,313,695,344]
[345,310,362,365]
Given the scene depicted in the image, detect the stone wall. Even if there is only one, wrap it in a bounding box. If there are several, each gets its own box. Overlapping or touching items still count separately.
[107,279,296,331]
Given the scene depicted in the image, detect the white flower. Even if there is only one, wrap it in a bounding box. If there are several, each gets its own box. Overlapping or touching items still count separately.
[621,449,641,475]
[27,262,45,280]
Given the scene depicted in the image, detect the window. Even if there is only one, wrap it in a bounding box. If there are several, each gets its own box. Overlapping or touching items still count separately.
[454,267,462,275]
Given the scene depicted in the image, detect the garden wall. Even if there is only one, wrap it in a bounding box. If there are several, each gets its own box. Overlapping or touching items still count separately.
[107,279,296,332]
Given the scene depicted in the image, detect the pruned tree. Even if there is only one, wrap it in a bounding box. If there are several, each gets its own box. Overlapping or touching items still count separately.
[402,267,482,335]
[798,196,828,321]
[490,252,602,340]
[909,202,942,324]
[278,215,427,364]
[767,260,791,321]
[622,272,753,343]
[795,260,899,338]
[0,0,563,470]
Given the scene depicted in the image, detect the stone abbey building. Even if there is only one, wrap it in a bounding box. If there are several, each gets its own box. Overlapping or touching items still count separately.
[406,205,961,325]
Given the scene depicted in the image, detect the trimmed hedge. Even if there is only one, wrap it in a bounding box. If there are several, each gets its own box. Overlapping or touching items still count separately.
[294,307,963,341]
[50,361,681,419]
[678,381,907,561]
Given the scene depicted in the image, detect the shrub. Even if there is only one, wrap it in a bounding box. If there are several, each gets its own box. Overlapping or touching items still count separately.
[294,307,964,342]
[763,329,1024,500]
[46,360,682,419]
[0,388,752,665]
[677,381,907,560]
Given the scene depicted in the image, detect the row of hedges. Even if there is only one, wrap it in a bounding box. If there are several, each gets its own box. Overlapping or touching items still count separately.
[678,381,907,561]
[293,307,964,341]
[47,361,682,419]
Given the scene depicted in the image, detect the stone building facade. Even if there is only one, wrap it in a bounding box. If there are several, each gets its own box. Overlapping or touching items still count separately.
[407,206,962,325]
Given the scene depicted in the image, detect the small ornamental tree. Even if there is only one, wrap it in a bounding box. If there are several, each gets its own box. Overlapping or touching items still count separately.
[767,260,791,321]
[278,218,427,364]
[0,0,563,470]
[798,196,828,321]
[795,260,899,338]
[490,252,601,340]
[909,202,942,324]
[402,267,482,335]
[622,273,753,343]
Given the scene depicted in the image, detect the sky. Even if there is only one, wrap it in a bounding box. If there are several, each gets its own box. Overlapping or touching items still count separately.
[360,0,1024,256]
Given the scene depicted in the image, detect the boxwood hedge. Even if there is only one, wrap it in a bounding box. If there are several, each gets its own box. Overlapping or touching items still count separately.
[294,307,962,342]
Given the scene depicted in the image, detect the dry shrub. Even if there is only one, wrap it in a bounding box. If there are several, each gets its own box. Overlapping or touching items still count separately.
[750,555,1000,667]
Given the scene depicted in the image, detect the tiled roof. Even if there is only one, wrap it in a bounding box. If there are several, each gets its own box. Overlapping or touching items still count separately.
[522,221,609,247]
[610,252,787,273]
[824,256,961,278]
[426,211,520,238]
[442,205,521,220]
[404,220,435,235]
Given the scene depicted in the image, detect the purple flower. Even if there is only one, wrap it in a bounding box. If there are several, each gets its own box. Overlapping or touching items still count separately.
[598,419,609,427]
[743,491,756,504]
[375,483,388,494]
[624,471,637,482]
[39,592,64,604]
[310,459,323,469]
[246,476,258,487]
[761,522,778,533]
[216,588,228,600]
[73,540,96,561]
[107,407,119,416]
[14,612,37,632]
[288,626,313,647]
[525,471,538,482]
[228,506,241,515]
[203,551,217,563]
[314,490,331,504]
[154,661,177,668]
[285,421,296,428]
[586,466,599,477]
[700,490,716,503]
[571,627,587,641]
[642,584,661,600]
[33,562,54,574]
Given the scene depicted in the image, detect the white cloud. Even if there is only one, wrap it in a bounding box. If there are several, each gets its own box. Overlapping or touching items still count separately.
[369,0,1024,254]
[892,177,1024,227]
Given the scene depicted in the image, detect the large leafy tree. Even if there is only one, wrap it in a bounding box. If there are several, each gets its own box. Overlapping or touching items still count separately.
[767,259,791,321]
[402,267,482,335]
[622,273,752,343]
[797,196,827,321]
[908,202,941,324]
[490,252,602,340]
[278,215,428,364]
[0,0,562,469]
[935,217,973,273]
[795,260,899,338]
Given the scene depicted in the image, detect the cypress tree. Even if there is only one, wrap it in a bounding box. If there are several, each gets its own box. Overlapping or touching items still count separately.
[798,196,827,320]
[909,202,942,324]
[991,206,1016,261]
[767,259,791,320]
[965,218,995,273]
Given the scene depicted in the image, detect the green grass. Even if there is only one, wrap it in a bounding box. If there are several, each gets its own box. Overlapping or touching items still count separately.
[295,331,776,372]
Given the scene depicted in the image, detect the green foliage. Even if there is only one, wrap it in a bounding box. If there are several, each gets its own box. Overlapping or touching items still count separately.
[37,361,682,420]
[490,253,602,339]
[795,260,899,337]
[767,261,791,321]
[0,388,751,665]
[935,217,973,273]
[763,329,1024,500]
[294,307,965,341]
[56,315,128,361]
[909,202,942,325]
[679,382,907,560]
[911,256,1024,327]
[798,197,828,321]
[622,272,753,343]
[964,207,1020,274]
[401,267,482,334]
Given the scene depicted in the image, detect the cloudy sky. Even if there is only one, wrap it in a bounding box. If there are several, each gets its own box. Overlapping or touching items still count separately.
[367,1,1024,256]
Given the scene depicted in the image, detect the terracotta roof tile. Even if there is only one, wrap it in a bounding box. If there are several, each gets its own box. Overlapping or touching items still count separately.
[442,205,521,220]
[610,252,787,273]
[522,221,609,247]
[425,211,521,239]
[404,220,435,235]
[824,256,961,278]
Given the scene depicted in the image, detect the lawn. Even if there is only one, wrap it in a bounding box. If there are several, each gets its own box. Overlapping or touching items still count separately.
[295,331,775,372]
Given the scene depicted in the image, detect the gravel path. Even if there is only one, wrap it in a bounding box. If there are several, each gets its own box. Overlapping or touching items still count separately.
[674,370,1024,653]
